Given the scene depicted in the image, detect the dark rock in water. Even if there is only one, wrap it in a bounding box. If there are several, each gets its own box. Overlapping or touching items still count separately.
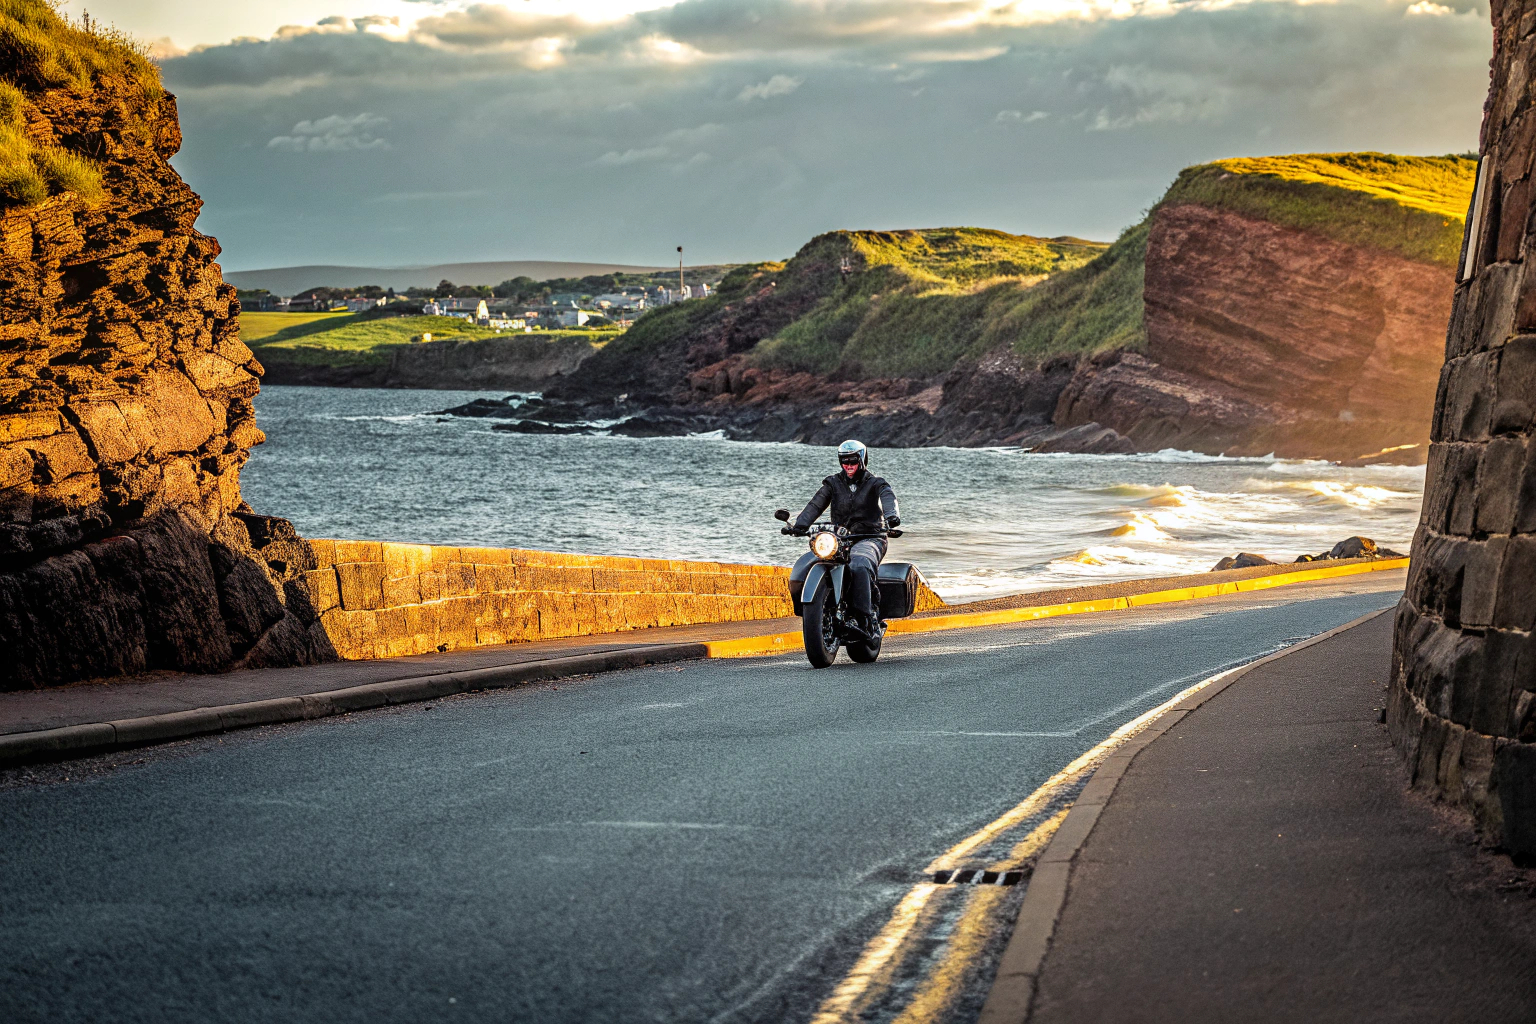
[609,413,713,438]
[1329,536,1377,559]
[491,420,579,435]
[1212,552,1276,571]
[1275,536,1410,568]
[438,397,519,418]
[1024,422,1138,455]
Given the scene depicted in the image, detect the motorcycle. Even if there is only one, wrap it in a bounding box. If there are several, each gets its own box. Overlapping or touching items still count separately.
[773,508,927,668]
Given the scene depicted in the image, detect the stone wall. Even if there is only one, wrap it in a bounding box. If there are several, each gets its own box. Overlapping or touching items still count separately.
[0,13,328,690]
[303,541,947,660]
[1389,0,1536,856]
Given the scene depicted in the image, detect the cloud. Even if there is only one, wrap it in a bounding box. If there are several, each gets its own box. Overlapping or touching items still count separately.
[737,74,803,101]
[159,0,1492,270]
[997,109,1049,122]
[267,113,390,152]
[1406,1,1455,12]
[594,146,671,165]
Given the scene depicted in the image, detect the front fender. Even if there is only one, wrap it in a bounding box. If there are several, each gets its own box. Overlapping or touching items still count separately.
[800,561,844,614]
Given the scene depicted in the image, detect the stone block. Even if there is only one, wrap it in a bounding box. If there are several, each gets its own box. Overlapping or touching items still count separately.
[1517,436,1536,533]
[373,607,413,659]
[1493,334,1536,434]
[1437,721,1468,799]
[458,545,512,565]
[1460,537,1507,628]
[622,592,659,630]
[335,561,386,611]
[1497,178,1532,264]
[1444,444,1482,537]
[1443,351,1496,442]
[444,563,477,597]
[304,568,340,613]
[1494,741,1536,857]
[1453,262,1520,357]
[1475,435,1527,534]
[1414,713,1449,792]
[319,607,379,661]
[1459,728,1498,809]
[573,592,598,636]
[1495,536,1536,630]
[332,540,383,563]
[380,542,433,579]
[404,604,441,653]
[382,574,421,608]
[308,539,338,568]
[592,568,633,593]
[428,546,463,566]
[418,571,444,602]
[437,596,481,648]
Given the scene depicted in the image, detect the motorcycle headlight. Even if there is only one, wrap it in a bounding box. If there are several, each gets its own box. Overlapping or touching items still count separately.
[811,532,839,559]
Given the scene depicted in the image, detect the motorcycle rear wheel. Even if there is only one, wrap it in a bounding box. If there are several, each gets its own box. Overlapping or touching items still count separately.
[847,623,882,663]
[802,589,840,668]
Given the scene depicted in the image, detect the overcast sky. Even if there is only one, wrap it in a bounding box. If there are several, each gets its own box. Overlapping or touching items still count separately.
[76,0,1492,272]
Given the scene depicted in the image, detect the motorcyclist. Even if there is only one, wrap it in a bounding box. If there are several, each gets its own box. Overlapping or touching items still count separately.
[791,439,901,637]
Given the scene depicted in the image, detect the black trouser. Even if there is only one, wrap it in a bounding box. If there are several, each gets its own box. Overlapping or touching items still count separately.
[847,537,886,623]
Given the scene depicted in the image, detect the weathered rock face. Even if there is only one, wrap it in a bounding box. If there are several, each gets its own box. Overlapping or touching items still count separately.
[1389,0,1536,856]
[1054,203,1453,461]
[0,68,331,688]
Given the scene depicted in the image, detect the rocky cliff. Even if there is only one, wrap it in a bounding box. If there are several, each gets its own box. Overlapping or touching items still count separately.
[1389,0,1536,858]
[472,156,1468,463]
[1055,198,1457,459]
[0,2,330,688]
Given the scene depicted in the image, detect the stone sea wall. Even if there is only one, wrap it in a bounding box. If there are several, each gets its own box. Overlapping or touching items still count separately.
[301,541,946,660]
[1388,0,1536,856]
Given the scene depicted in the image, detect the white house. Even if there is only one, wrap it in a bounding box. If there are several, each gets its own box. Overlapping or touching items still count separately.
[488,318,526,330]
[558,310,590,327]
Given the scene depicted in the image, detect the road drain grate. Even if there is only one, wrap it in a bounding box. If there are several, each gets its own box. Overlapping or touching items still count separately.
[932,869,1025,886]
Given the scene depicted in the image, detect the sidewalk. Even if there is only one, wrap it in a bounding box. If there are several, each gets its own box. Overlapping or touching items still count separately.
[1002,610,1536,1022]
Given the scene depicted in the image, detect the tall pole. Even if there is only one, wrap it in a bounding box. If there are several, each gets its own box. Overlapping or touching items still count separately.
[677,246,684,298]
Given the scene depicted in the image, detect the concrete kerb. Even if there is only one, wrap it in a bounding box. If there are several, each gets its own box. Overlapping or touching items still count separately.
[973,606,1396,1024]
[702,558,1409,658]
[0,644,709,769]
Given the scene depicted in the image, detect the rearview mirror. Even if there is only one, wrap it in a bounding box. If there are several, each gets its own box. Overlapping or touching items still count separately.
[773,508,791,521]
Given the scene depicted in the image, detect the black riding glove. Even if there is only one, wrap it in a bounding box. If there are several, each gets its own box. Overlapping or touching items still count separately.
[885,515,901,529]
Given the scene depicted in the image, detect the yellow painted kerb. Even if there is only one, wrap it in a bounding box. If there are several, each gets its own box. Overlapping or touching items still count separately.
[701,557,1408,658]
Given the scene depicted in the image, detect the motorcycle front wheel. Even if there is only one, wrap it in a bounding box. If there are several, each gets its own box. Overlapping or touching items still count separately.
[802,589,840,668]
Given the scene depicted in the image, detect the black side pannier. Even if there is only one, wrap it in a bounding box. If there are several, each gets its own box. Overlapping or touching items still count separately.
[877,562,922,619]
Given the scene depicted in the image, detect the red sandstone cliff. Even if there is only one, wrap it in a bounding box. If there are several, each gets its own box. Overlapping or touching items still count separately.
[1053,203,1454,461]
[0,19,330,687]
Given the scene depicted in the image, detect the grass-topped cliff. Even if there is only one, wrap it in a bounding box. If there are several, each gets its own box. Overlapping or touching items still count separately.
[563,150,1475,404]
[1161,152,1476,267]
[0,0,161,208]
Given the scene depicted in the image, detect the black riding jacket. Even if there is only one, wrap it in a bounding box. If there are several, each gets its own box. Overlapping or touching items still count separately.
[794,467,899,535]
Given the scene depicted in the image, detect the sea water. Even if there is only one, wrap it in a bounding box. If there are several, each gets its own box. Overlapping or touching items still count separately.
[243,386,1426,603]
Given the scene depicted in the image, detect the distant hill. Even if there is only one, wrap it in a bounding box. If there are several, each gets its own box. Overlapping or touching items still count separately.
[224,260,671,295]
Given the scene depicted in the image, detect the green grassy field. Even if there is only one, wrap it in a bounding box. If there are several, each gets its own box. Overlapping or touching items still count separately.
[1162,152,1476,267]
[242,312,620,367]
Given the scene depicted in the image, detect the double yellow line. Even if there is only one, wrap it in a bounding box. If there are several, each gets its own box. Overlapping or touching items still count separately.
[700,558,1408,658]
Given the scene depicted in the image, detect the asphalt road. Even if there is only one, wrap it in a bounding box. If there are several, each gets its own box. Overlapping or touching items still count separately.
[0,575,1402,1024]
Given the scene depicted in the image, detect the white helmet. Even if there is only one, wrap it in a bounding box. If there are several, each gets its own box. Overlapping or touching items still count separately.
[837,439,867,471]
